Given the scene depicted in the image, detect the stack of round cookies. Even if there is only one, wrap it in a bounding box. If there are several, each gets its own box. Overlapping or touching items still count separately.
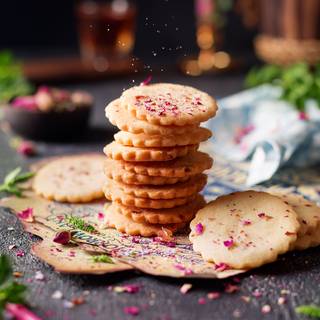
[103,83,218,237]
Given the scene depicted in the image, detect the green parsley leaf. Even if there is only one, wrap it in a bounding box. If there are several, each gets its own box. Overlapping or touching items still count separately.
[92,255,114,264]
[65,215,96,233]
[296,305,320,318]
[4,167,22,186]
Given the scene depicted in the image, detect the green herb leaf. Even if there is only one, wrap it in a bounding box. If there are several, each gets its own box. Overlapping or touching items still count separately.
[296,305,320,318]
[92,255,114,264]
[0,256,12,286]
[13,171,34,183]
[65,215,96,233]
[4,167,21,186]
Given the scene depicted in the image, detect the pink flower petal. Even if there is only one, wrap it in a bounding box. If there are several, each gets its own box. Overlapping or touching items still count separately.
[97,212,105,221]
[214,263,230,272]
[6,303,43,320]
[140,75,152,86]
[198,297,206,305]
[223,239,234,248]
[207,292,220,300]
[12,96,38,111]
[298,111,309,121]
[17,141,36,157]
[53,231,71,245]
[195,223,204,235]
[17,208,34,222]
[180,283,192,294]
[124,306,140,316]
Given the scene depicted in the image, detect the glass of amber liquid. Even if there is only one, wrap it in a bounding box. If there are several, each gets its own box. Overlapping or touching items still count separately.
[75,0,136,69]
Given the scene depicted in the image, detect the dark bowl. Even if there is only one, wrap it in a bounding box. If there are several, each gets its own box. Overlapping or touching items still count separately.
[3,104,91,141]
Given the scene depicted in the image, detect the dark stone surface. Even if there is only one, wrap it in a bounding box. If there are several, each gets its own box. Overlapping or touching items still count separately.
[1,73,319,320]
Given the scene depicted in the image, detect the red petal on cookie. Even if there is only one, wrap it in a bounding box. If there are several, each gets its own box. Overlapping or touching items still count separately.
[140,75,152,86]
[195,223,204,235]
[214,262,230,271]
[53,231,71,245]
[223,239,234,248]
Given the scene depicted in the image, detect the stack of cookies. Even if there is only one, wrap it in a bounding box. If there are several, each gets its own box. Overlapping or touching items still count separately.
[103,83,218,237]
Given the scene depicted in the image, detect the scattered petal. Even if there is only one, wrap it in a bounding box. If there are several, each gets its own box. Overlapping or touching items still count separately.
[223,239,234,248]
[16,250,25,257]
[195,223,204,235]
[53,231,71,245]
[17,141,36,157]
[9,244,16,250]
[198,297,206,305]
[225,284,239,293]
[5,303,42,320]
[299,111,309,121]
[113,284,140,294]
[34,271,45,281]
[278,297,286,305]
[17,208,34,222]
[52,290,63,300]
[207,292,220,300]
[97,212,105,221]
[124,306,140,316]
[180,283,192,294]
[214,263,230,272]
[140,75,152,86]
[261,305,271,314]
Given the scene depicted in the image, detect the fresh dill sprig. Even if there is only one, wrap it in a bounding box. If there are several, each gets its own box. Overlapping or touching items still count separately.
[92,255,114,264]
[296,305,320,318]
[64,215,96,233]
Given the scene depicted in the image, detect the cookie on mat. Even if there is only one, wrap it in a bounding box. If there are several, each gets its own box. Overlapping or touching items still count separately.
[120,83,218,126]
[104,160,190,185]
[103,181,196,209]
[105,99,198,135]
[110,174,207,199]
[119,151,213,177]
[116,194,206,224]
[189,191,299,269]
[104,141,198,162]
[104,203,186,236]
[114,127,212,148]
[33,154,105,203]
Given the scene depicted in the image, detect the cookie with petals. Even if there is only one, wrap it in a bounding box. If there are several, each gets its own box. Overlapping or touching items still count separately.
[103,181,196,209]
[104,160,190,185]
[110,174,207,199]
[116,194,206,224]
[120,83,218,126]
[104,141,198,162]
[119,151,212,177]
[189,191,299,269]
[33,154,105,203]
[114,127,212,148]
[104,203,186,236]
[105,99,198,135]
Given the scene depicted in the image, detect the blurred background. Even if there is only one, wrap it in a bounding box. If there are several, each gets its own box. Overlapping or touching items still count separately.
[1,0,320,170]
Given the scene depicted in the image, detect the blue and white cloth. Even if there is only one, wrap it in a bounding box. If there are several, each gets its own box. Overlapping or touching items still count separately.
[205,85,320,186]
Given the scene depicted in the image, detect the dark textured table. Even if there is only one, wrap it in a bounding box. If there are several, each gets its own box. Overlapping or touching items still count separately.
[1,72,319,320]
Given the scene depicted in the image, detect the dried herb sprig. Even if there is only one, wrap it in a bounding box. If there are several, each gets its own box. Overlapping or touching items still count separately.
[92,255,114,264]
[296,305,320,318]
[65,215,96,233]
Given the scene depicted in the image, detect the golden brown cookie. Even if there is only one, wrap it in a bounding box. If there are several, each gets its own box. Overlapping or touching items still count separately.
[105,99,198,135]
[118,151,213,177]
[33,154,105,203]
[116,194,206,224]
[114,127,212,148]
[104,203,186,236]
[109,174,207,199]
[120,83,218,126]
[103,141,198,162]
[103,181,196,209]
[190,191,299,269]
[104,159,190,185]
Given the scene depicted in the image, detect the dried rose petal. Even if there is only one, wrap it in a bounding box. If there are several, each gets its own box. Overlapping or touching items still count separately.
[207,292,220,300]
[5,303,43,320]
[124,306,140,316]
[223,239,234,248]
[97,212,105,221]
[53,231,71,245]
[11,96,38,111]
[157,227,173,242]
[17,208,34,222]
[17,141,36,157]
[258,212,265,218]
[261,304,271,314]
[195,223,204,235]
[214,263,230,272]
[140,75,152,86]
[299,111,309,121]
[16,250,25,257]
[242,220,251,226]
[224,283,239,293]
[198,297,206,305]
[180,283,192,294]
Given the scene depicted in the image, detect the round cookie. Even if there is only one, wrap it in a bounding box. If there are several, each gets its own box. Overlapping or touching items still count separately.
[114,127,212,148]
[33,154,105,203]
[110,174,207,199]
[103,141,198,162]
[105,99,198,135]
[119,151,213,177]
[120,83,218,126]
[104,203,186,236]
[104,160,190,185]
[189,191,299,269]
[103,181,196,209]
[116,194,206,224]
[272,193,320,236]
